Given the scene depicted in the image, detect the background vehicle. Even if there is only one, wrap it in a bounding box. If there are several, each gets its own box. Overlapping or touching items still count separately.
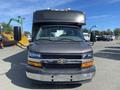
[27,35,32,42]
[97,36,107,41]
[97,35,114,41]
[13,9,96,85]
[83,33,90,41]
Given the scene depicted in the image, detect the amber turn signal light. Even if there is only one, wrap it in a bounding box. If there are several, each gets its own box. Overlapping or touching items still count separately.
[27,60,43,67]
[81,61,95,68]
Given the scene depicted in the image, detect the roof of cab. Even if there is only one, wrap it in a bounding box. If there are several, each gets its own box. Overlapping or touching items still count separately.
[33,10,86,25]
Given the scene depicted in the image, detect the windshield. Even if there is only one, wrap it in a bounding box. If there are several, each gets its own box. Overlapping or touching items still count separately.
[36,26,84,42]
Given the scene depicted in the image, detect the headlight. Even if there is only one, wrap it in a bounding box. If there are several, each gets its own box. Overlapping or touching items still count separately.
[28,51,41,58]
[82,52,93,59]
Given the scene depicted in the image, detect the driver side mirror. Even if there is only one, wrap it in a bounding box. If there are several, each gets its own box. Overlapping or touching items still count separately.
[13,26,22,41]
[90,31,96,42]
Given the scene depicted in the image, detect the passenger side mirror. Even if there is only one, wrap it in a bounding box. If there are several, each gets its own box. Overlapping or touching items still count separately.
[90,31,96,42]
[13,26,22,41]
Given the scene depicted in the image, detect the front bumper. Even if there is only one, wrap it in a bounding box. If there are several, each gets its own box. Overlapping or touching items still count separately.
[26,65,96,84]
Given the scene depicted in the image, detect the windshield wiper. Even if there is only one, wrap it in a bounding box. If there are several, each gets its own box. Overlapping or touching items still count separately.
[35,38,82,42]
[35,38,53,41]
[57,38,81,42]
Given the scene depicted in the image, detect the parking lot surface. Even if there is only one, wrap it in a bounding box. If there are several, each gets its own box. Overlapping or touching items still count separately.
[0,40,120,90]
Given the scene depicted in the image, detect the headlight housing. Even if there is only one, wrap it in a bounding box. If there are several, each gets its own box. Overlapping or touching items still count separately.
[28,51,41,58]
[82,52,93,59]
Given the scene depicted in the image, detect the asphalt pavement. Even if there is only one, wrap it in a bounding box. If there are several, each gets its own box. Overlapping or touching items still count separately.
[0,40,120,90]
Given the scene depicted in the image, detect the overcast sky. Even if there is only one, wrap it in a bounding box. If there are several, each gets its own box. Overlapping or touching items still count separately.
[0,0,120,32]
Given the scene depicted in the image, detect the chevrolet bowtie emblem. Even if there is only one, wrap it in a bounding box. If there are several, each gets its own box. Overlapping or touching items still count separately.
[57,58,65,64]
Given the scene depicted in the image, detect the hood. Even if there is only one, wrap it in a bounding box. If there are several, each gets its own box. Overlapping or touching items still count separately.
[29,41,92,54]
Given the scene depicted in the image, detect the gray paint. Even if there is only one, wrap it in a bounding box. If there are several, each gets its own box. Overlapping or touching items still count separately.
[33,10,85,24]
[29,41,92,54]
[27,9,95,84]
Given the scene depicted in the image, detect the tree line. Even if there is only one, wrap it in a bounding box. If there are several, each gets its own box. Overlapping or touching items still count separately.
[82,28,120,36]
